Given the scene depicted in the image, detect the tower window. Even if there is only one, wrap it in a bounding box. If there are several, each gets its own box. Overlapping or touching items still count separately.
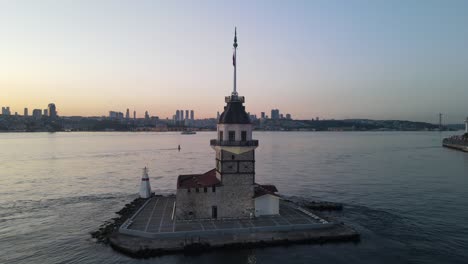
[241,131,247,141]
[219,131,223,141]
[228,131,235,141]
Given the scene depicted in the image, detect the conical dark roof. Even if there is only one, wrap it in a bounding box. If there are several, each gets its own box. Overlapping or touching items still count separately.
[219,100,251,124]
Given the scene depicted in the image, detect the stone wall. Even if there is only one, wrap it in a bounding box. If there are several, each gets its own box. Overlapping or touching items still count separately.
[175,186,220,219]
[176,145,256,220]
[175,182,254,220]
[220,178,254,218]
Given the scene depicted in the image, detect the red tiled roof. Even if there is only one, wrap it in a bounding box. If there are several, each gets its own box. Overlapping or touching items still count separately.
[254,184,279,198]
[177,169,220,189]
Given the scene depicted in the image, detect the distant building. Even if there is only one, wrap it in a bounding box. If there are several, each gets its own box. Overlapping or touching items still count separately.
[43,109,48,117]
[185,110,189,121]
[176,110,180,121]
[217,111,220,120]
[109,111,124,120]
[32,109,42,119]
[145,111,150,120]
[465,117,468,133]
[180,110,184,120]
[280,114,284,119]
[261,112,265,119]
[271,109,280,120]
[133,110,136,120]
[48,103,57,119]
[1,107,11,116]
[24,108,28,117]
[125,108,130,120]
[190,110,194,121]
[286,114,291,120]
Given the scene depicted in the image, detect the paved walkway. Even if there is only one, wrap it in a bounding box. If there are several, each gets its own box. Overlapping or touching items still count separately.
[123,196,327,236]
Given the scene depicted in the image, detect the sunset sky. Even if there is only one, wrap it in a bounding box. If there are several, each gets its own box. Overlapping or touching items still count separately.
[1,0,467,123]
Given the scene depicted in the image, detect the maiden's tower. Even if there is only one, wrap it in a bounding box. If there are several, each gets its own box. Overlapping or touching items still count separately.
[175,28,279,219]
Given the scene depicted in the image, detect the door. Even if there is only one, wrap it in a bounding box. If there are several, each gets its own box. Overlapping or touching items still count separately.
[211,206,217,219]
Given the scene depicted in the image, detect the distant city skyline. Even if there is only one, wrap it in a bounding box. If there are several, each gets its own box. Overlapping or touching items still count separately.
[1,1,468,123]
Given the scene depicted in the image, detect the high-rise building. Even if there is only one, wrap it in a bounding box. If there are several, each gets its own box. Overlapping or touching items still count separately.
[1,107,11,116]
[286,113,291,120]
[185,110,189,121]
[32,109,42,119]
[271,109,280,120]
[24,108,28,117]
[190,110,194,121]
[133,110,136,120]
[217,111,220,120]
[176,110,180,121]
[180,110,184,120]
[109,111,124,119]
[261,112,265,119]
[43,109,48,117]
[48,103,57,119]
[145,111,150,120]
[126,108,130,120]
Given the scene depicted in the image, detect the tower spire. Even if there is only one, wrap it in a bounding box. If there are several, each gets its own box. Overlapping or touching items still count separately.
[232,27,238,96]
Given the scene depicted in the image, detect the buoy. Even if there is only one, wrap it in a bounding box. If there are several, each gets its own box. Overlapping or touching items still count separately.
[139,167,151,198]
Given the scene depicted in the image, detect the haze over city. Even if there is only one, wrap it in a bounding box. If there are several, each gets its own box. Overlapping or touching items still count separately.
[1,0,467,123]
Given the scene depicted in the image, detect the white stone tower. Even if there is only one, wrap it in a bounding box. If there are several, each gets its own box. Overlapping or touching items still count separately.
[139,167,151,198]
[210,28,258,218]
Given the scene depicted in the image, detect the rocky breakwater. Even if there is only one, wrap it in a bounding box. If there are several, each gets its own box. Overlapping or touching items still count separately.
[91,196,149,244]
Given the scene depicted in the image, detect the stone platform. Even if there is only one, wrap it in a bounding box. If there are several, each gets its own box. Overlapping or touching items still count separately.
[110,196,359,257]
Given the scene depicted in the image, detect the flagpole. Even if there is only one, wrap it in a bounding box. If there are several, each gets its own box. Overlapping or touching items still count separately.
[233,27,238,97]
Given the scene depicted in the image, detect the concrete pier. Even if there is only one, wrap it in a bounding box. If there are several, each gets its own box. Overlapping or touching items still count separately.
[110,196,359,257]
[443,143,468,152]
[442,135,468,152]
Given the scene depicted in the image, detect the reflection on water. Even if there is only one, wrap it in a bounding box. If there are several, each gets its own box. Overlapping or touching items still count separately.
[0,131,467,263]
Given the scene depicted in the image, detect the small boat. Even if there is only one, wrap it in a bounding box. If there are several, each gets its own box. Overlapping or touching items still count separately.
[181,130,196,135]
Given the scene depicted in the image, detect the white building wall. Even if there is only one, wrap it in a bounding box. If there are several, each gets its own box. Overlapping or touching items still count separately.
[254,195,279,216]
[217,124,253,141]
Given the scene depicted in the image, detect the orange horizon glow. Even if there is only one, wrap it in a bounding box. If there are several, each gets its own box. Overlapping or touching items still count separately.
[1,1,468,123]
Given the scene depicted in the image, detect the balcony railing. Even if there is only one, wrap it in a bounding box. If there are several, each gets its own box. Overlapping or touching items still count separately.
[225,96,245,103]
[210,139,258,147]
